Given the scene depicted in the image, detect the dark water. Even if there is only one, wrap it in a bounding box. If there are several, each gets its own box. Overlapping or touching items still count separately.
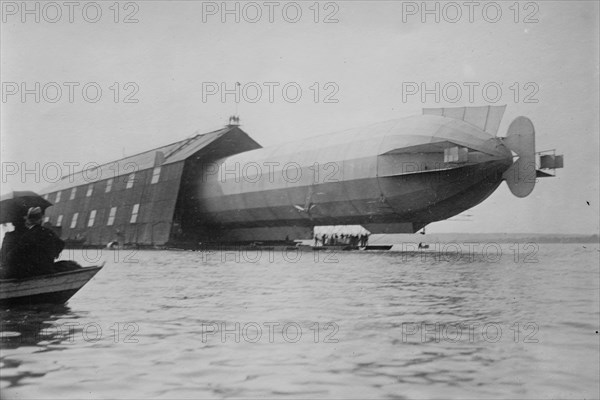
[1,243,599,399]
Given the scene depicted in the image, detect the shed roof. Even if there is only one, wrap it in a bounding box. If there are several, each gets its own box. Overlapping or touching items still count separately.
[41,126,260,193]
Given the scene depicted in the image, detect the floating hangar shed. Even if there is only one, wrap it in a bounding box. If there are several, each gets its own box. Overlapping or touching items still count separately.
[41,125,261,246]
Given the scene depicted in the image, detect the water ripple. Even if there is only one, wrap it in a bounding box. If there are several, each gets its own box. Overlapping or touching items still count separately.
[1,243,598,398]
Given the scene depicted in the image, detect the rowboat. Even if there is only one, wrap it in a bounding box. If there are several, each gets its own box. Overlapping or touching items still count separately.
[363,245,393,251]
[0,265,103,307]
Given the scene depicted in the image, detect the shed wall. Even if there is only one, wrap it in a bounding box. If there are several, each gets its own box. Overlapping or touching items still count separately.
[42,162,185,246]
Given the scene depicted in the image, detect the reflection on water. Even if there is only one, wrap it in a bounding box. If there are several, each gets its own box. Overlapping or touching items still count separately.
[1,304,75,349]
[0,304,84,389]
[1,244,599,399]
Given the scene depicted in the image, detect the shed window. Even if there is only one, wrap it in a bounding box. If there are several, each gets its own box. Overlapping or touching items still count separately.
[126,173,135,189]
[70,213,79,229]
[56,215,63,226]
[88,210,97,227]
[106,178,113,193]
[70,187,77,200]
[55,191,61,203]
[107,207,117,226]
[130,204,140,223]
[86,184,94,197]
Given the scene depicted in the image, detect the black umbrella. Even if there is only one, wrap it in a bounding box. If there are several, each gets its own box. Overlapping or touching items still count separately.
[0,191,53,224]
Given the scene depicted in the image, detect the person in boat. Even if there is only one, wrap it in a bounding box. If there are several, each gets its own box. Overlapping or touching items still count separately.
[0,216,28,278]
[5,207,66,279]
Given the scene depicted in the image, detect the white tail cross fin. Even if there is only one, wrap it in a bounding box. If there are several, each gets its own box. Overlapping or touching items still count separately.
[423,105,507,136]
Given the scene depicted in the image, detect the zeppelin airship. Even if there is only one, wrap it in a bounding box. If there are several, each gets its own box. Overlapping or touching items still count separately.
[38,105,563,246]
[192,105,563,242]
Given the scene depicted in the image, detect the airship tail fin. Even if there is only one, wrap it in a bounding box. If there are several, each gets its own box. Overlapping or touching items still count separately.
[423,105,506,136]
[502,117,536,198]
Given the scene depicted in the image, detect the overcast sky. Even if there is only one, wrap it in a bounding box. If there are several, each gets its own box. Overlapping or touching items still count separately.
[1,1,598,234]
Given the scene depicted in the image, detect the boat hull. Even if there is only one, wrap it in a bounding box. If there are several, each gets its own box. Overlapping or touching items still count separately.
[0,266,102,307]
